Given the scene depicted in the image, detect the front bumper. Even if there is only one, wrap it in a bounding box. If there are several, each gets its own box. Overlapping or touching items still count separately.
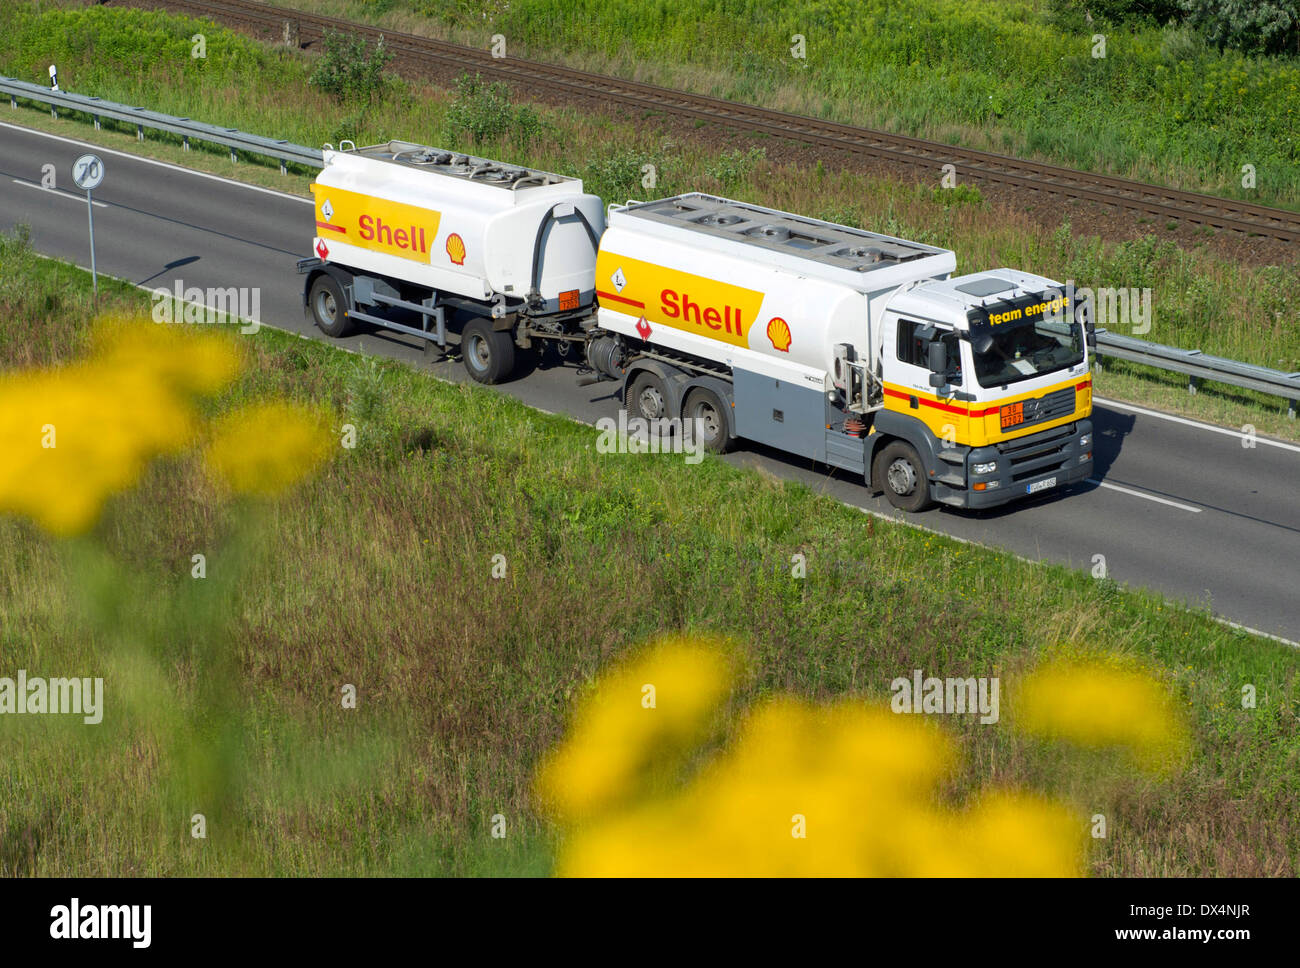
[934,419,1093,510]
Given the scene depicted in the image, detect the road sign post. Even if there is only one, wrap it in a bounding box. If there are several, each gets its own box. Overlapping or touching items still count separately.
[71,153,104,300]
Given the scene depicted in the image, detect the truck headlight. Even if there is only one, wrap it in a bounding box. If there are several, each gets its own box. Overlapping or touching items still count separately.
[1079,433,1091,448]
[973,461,998,475]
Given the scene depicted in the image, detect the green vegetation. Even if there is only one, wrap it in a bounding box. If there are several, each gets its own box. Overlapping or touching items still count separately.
[2,230,1296,876]
[309,28,394,104]
[281,0,1300,209]
[444,73,545,145]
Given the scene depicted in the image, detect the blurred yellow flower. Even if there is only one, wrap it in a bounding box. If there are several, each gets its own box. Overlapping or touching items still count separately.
[203,401,333,497]
[0,318,241,535]
[535,636,737,824]
[540,641,1087,877]
[95,314,243,396]
[1016,660,1190,772]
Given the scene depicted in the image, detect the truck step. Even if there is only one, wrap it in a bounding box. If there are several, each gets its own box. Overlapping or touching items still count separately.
[935,471,965,488]
[936,448,965,464]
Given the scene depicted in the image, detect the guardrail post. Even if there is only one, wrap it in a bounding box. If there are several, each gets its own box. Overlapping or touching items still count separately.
[50,103,56,120]
[1188,375,1198,395]
[280,159,287,175]
[93,114,100,131]
[9,94,15,109]
[183,134,189,151]
[136,123,143,141]
[1289,399,1297,420]
[230,146,237,164]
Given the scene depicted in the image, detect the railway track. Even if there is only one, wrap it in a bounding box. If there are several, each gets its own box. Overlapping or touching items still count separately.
[116,0,1300,244]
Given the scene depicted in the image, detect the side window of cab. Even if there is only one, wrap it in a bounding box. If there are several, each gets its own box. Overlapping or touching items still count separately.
[897,320,963,387]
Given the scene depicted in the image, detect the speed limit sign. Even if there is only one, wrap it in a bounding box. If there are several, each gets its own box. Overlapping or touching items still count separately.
[72,153,105,191]
[71,153,105,297]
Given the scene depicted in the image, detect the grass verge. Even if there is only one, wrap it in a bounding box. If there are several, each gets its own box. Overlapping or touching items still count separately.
[1,226,1297,876]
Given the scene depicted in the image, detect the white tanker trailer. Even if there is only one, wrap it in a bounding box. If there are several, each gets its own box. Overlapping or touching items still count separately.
[300,146,1094,511]
[298,139,604,382]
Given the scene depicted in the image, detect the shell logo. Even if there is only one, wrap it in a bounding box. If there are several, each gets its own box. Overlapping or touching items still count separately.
[766,316,792,353]
[446,233,466,266]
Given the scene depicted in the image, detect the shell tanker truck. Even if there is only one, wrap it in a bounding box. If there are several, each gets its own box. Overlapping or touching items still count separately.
[299,140,1096,512]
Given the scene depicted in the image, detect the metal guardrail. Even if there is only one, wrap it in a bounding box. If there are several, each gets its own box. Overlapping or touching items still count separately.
[0,77,322,172]
[3,76,1297,417]
[1095,330,1300,418]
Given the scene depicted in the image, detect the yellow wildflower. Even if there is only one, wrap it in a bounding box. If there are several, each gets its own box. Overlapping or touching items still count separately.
[1016,659,1190,772]
[542,640,1087,877]
[0,318,241,535]
[535,635,737,823]
[203,401,333,497]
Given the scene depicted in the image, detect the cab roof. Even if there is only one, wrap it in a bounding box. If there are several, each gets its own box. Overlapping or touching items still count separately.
[889,269,1068,329]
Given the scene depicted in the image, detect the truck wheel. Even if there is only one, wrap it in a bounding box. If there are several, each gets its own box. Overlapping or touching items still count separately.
[683,387,733,454]
[462,317,515,384]
[875,441,934,512]
[628,371,669,422]
[310,274,353,338]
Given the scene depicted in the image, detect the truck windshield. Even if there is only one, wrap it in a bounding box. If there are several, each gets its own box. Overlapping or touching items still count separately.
[971,315,1084,388]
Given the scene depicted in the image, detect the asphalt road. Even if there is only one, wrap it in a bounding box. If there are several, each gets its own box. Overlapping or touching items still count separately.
[3,121,1297,643]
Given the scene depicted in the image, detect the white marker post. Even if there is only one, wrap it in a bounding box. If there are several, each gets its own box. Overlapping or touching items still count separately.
[71,153,105,300]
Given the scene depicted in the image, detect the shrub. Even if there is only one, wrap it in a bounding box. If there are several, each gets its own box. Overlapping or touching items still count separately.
[443,73,545,146]
[309,29,393,104]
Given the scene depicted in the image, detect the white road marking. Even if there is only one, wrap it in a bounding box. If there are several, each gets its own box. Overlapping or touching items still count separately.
[0,120,313,204]
[12,178,107,207]
[1215,619,1300,649]
[1095,395,1300,454]
[1086,478,1202,512]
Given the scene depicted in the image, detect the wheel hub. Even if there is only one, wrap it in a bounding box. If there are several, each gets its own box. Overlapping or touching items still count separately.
[887,458,917,495]
[639,385,665,419]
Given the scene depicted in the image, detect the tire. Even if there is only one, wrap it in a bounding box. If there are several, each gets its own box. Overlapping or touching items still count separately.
[309,273,353,338]
[683,386,734,454]
[461,317,515,384]
[875,440,934,512]
[628,371,670,422]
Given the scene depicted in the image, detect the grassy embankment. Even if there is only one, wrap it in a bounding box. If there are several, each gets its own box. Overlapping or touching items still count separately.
[292,0,1300,211]
[1,219,1298,876]
[2,4,1296,439]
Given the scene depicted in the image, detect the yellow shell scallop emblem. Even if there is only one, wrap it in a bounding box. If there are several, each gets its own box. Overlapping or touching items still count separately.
[766,316,792,352]
[446,233,466,266]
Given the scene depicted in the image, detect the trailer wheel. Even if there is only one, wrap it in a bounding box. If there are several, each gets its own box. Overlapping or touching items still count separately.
[683,387,733,454]
[628,371,669,422]
[309,274,353,338]
[875,441,934,512]
[461,317,515,384]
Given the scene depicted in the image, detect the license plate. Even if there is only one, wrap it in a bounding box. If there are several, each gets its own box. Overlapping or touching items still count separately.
[1026,477,1057,494]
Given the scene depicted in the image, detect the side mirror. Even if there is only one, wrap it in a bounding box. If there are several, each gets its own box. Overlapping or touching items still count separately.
[927,340,947,374]
[1078,301,1096,350]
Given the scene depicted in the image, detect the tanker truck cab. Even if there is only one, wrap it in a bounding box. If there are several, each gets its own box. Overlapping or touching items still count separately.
[871,270,1095,511]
